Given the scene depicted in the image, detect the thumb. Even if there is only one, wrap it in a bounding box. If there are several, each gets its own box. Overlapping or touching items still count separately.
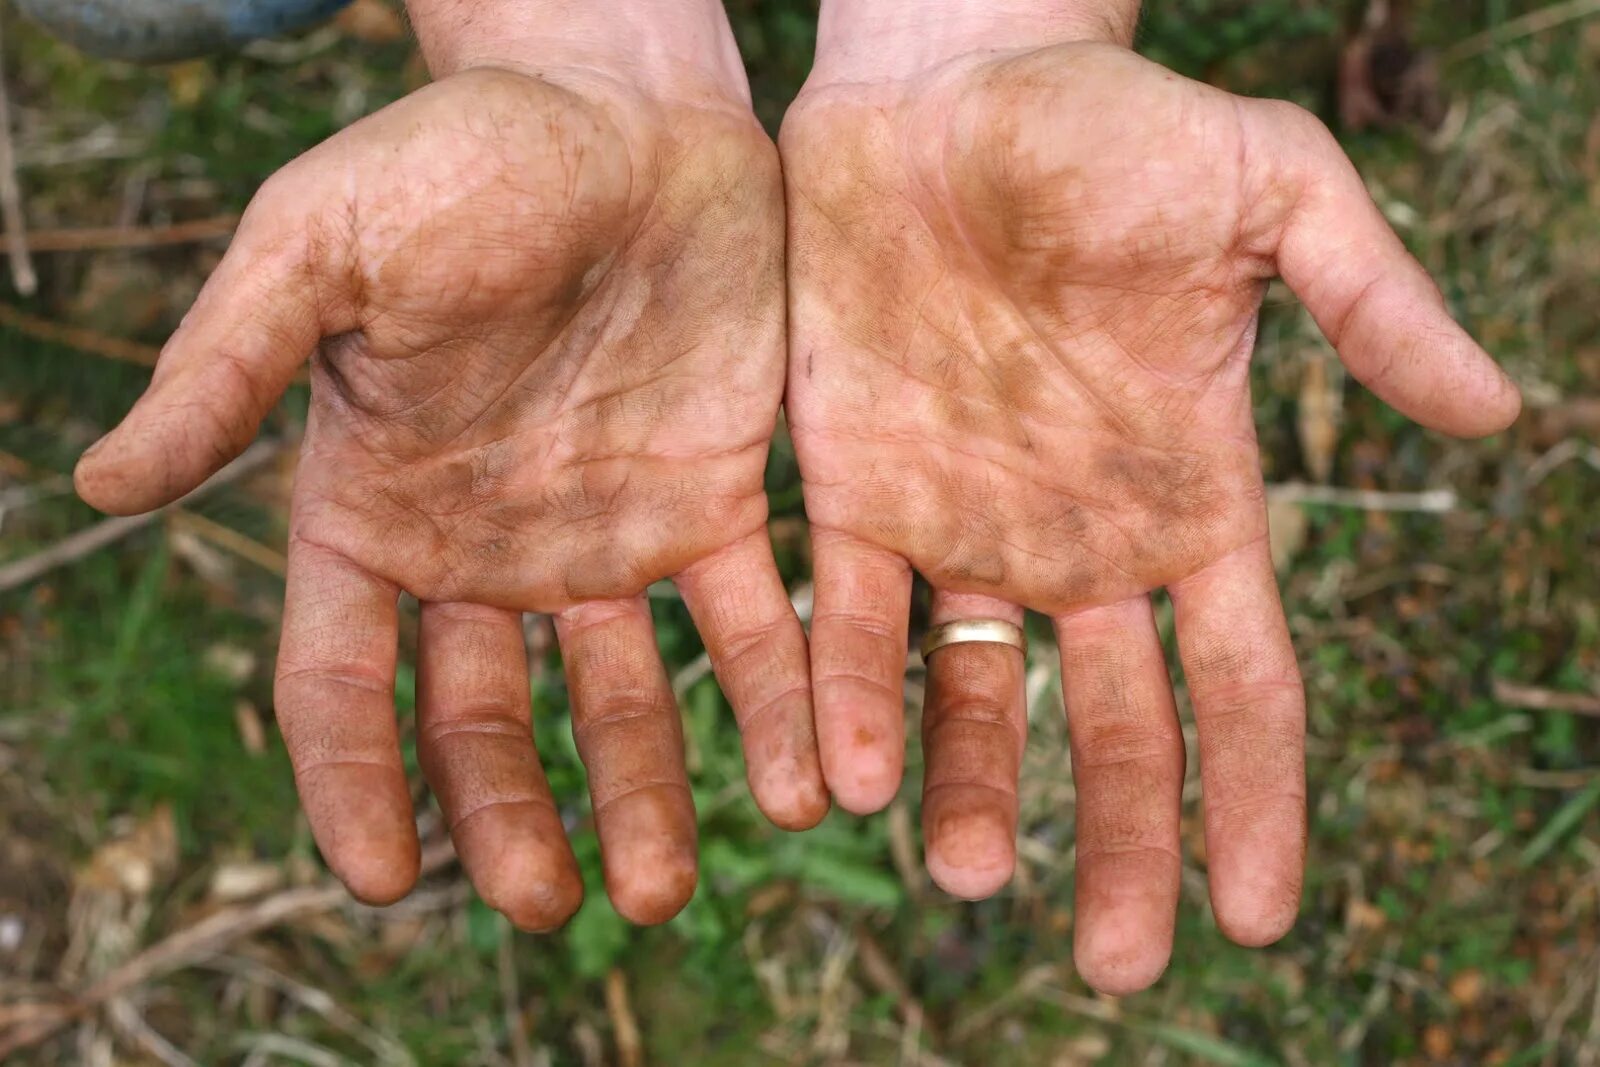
[1267,104,1521,439]
[74,192,324,515]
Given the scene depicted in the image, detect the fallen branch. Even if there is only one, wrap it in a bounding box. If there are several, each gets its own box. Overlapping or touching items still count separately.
[1266,482,1458,513]
[0,304,161,367]
[0,19,36,295]
[1494,679,1600,718]
[0,839,456,1058]
[168,508,287,577]
[0,215,237,253]
[604,970,642,1067]
[1527,438,1600,488]
[0,440,283,594]
[1444,0,1600,64]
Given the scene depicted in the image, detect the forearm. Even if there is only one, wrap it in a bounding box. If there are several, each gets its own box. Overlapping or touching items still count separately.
[405,0,750,102]
[813,0,1141,82]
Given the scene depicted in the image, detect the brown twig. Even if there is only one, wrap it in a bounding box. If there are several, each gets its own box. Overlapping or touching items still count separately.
[604,969,643,1067]
[0,304,161,367]
[1266,482,1458,513]
[0,440,283,594]
[853,922,935,1051]
[0,839,456,1058]
[0,16,36,295]
[499,930,534,1067]
[1517,767,1600,790]
[1494,679,1600,718]
[0,215,238,253]
[167,508,287,577]
[0,447,49,479]
[1444,0,1600,64]
[200,956,413,1066]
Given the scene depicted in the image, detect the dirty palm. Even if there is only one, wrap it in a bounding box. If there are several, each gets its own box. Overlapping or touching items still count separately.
[784,43,1519,991]
[74,31,1518,997]
[77,68,829,929]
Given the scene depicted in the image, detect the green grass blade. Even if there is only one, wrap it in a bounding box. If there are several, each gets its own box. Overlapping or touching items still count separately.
[1520,778,1600,868]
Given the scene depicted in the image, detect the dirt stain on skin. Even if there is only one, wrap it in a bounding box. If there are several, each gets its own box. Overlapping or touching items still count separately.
[785,54,1277,619]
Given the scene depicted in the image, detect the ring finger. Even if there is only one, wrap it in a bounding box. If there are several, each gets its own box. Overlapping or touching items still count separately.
[416,601,582,932]
[555,597,698,925]
[920,591,1028,900]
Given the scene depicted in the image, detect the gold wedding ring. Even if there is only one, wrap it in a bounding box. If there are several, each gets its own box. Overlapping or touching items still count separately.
[920,618,1028,661]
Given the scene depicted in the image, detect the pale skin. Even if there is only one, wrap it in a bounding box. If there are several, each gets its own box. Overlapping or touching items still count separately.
[74,0,1520,994]
[786,0,1520,992]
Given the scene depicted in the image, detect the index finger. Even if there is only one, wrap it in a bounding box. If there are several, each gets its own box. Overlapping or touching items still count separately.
[1168,536,1305,946]
[275,537,419,905]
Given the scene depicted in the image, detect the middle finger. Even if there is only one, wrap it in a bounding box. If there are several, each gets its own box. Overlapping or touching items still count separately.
[556,597,698,924]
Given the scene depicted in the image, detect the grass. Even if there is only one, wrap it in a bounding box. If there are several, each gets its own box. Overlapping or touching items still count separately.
[1,0,1598,1063]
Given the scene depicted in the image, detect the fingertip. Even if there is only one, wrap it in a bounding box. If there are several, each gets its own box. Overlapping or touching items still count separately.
[452,805,587,934]
[924,801,1015,900]
[1074,938,1172,997]
[1072,882,1176,995]
[298,767,421,908]
[1213,895,1300,948]
[1210,868,1302,947]
[1457,366,1523,439]
[753,766,831,831]
[74,437,165,516]
[818,698,905,814]
[606,848,698,926]
[330,833,421,907]
[825,741,903,815]
[483,856,585,933]
[927,853,1013,901]
[1414,339,1523,439]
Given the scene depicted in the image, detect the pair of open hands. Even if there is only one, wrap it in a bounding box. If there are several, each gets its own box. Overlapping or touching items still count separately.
[74,31,1519,994]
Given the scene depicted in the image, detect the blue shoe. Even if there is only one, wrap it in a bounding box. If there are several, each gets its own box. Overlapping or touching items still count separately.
[18,0,355,62]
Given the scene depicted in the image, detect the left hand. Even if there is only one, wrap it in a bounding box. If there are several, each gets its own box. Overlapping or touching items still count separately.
[782,35,1520,990]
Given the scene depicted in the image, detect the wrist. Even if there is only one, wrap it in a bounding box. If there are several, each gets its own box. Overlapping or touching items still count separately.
[405,0,753,108]
[811,0,1140,84]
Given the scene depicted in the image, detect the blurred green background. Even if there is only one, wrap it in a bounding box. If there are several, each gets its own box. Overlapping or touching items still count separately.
[1,1,1597,1064]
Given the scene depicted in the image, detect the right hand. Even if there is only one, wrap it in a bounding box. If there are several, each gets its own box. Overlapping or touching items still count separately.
[77,59,825,928]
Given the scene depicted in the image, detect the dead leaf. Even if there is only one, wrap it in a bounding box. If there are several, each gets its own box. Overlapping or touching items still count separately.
[208,861,284,904]
[165,61,213,110]
[1423,1023,1453,1060]
[77,806,177,898]
[1297,353,1341,482]
[336,0,407,43]
[1449,968,1485,1007]
[1347,896,1388,933]
[63,806,180,983]
[204,643,257,686]
[746,881,796,918]
[1268,499,1310,573]
[235,700,268,756]
[1054,1032,1112,1066]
